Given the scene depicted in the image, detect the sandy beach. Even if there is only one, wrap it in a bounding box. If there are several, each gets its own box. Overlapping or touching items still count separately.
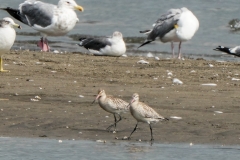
[0,50,240,145]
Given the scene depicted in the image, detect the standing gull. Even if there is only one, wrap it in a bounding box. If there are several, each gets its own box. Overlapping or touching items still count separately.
[1,0,84,52]
[92,89,129,132]
[139,7,199,59]
[0,17,21,72]
[214,46,240,57]
[128,93,168,141]
[78,31,126,56]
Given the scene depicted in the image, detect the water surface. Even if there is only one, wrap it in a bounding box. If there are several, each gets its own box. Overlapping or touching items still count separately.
[0,137,239,160]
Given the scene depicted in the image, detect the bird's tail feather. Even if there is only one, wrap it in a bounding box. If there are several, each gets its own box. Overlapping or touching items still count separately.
[213,46,231,54]
[0,7,27,25]
[79,38,87,41]
[138,40,153,48]
[164,117,169,121]
[78,38,87,46]
[139,29,152,35]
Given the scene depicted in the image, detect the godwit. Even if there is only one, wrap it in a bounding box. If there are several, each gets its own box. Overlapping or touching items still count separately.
[128,93,168,141]
[92,89,129,132]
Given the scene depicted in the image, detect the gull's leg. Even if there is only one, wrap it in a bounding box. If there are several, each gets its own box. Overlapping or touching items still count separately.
[171,42,175,58]
[0,56,9,72]
[37,37,50,52]
[178,42,182,59]
[44,38,50,52]
[37,38,44,51]
[128,122,138,140]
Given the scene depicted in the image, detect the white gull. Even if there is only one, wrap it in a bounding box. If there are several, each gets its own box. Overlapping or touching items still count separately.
[79,31,126,57]
[0,17,21,72]
[138,7,199,59]
[1,0,84,52]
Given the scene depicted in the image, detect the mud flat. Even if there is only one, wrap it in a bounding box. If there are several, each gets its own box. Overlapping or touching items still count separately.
[0,50,240,145]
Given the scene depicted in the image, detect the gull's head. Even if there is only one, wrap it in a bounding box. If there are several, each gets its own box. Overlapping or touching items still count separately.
[58,0,84,12]
[112,31,123,39]
[2,17,21,29]
[130,93,139,104]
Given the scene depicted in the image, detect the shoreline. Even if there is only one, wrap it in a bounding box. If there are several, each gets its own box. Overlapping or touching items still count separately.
[0,50,240,145]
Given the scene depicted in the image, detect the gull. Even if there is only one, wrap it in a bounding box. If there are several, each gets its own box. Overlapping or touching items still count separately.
[0,17,21,72]
[214,46,240,57]
[128,93,168,141]
[92,89,129,132]
[139,7,199,59]
[79,31,126,57]
[1,0,84,52]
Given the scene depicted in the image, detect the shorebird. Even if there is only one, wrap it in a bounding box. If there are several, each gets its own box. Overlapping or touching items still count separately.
[78,31,126,57]
[1,0,84,52]
[0,17,21,72]
[128,93,168,141]
[92,89,129,132]
[138,7,199,59]
[214,46,240,57]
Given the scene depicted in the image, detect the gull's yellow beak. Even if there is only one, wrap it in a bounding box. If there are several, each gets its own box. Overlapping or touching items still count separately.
[174,24,178,29]
[75,5,84,12]
[13,23,21,29]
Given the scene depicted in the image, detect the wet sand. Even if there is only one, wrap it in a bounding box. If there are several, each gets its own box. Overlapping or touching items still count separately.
[0,50,240,145]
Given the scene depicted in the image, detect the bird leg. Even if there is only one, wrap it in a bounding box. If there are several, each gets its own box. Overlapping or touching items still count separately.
[37,37,50,52]
[171,42,175,58]
[106,114,122,132]
[177,42,182,59]
[113,114,117,131]
[149,124,154,141]
[0,56,9,72]
[128,122,138,140]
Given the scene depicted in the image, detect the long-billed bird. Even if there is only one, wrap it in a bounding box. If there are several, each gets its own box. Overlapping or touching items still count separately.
[128,93,168,141]
[92,89,129,132]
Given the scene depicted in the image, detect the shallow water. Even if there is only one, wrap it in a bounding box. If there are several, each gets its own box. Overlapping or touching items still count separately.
[1,0,240,61]
[0,137,239,160]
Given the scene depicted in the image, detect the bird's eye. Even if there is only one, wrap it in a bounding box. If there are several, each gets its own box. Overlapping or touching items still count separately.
[67,1,70,4]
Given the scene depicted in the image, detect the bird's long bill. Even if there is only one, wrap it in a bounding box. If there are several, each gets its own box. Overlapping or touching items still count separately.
[130,99,135,104]
[75,5,84,12]
[126,99,134,108]
[92,94,100,104]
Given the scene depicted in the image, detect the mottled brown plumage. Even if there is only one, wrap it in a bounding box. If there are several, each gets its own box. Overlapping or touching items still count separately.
[128,93,168,141]
[92,89,129,132]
